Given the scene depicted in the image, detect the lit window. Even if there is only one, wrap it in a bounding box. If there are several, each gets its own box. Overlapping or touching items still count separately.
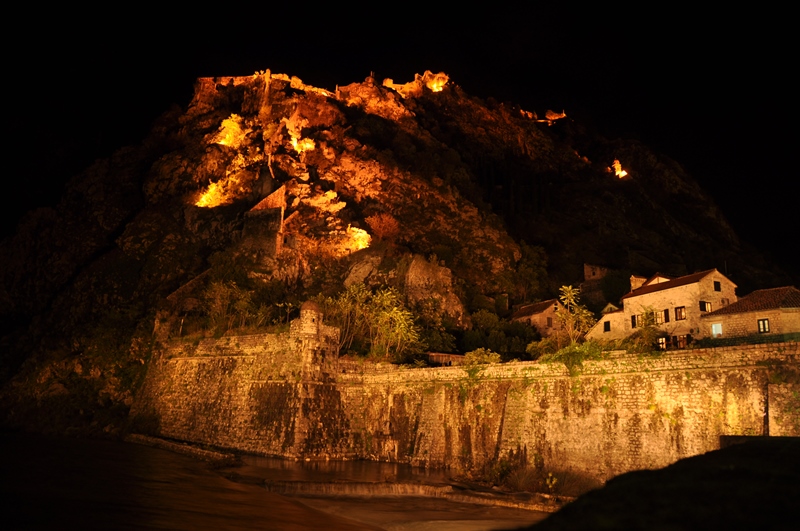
[758,319,770,333]
[676,335,687,348]
[604,321,611,332]
[654,311,664,325]
[700,301,712,312]
[711,323,722,337]
[675,307,686,320]
[714,281,721,292]
[657,337,667,350]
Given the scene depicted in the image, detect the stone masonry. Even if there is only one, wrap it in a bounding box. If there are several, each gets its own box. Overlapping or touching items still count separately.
[131,328,800,482]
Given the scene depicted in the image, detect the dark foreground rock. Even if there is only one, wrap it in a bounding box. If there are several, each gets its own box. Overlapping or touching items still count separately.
[522,437,800,531]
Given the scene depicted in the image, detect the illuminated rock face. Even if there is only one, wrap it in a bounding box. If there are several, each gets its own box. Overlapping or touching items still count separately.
[2,65,790,438]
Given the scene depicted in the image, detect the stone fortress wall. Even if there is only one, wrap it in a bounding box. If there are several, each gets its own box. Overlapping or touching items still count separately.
[132,315,800,481]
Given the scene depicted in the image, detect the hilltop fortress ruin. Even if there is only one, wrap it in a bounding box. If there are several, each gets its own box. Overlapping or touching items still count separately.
[130,72,799,480]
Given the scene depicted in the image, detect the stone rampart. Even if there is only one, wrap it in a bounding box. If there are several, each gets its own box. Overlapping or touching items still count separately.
[132,338,800,481]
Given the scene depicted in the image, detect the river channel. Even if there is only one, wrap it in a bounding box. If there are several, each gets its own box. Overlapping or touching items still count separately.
[1,433,550,530]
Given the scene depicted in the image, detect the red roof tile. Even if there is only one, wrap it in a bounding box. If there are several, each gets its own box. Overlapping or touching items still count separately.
[511,298,560,320]
[621,269,730,300]
[704,286,800,316]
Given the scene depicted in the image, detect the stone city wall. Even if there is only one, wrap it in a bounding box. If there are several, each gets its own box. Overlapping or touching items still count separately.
[132,337,800,481]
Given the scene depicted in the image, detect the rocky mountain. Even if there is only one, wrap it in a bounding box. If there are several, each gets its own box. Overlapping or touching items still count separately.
[0,69,788,434]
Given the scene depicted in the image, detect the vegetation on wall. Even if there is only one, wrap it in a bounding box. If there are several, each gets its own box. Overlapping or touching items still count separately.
[317,284,422,361]
[411,297,458,353]
[525,285,601,373]
[460,309,539,359]
[618,307,668,354]
[555,285,596,346]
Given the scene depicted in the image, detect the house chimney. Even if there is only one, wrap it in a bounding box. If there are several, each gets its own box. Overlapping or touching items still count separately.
[630,275,647,291]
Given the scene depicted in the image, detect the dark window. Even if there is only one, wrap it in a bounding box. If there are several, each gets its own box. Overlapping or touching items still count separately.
[700,301,712,312]
[675,307,686,320]
[714,281,721,292]
[631,315,637,328]
[664,309,670,323]
[547,317,553,328]
[758,319,770,333]
[604,321,611,332]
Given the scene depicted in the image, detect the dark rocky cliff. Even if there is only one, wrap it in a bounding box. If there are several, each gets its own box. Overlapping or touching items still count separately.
[0,70,789,434]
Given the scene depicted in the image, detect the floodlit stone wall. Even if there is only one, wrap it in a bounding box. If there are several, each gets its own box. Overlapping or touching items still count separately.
[132,338,800,481]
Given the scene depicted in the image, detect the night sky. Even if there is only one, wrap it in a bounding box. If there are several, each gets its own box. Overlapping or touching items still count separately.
[8,10,796,281]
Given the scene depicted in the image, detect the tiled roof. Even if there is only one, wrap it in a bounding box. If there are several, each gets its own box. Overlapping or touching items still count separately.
[704,286,800,316]
[621,269,726,300]
[641,272,675,286]
[511,298,559,319]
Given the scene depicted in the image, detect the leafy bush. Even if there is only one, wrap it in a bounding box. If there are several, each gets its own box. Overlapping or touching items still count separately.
[463,348,501,365]
[365,213,401,242]
[620,308,668,354]
[461,310,538,358]
[318,284,422,361]
[413,297,457,353]
[526,335,560,360]
[539,340,605,376]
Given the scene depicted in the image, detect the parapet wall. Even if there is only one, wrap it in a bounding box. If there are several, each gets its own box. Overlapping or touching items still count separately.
[132,339,800,481]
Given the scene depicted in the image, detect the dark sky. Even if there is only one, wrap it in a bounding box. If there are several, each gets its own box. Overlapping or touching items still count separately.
[7,10,796,279]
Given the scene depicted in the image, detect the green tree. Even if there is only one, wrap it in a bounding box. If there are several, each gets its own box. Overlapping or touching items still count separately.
[320,284,421,361]
[515,243,548,302]
[202,280,261,335]
[621,306,668,353]
[367,288,421,359]
[555,285,596,346]
[413,297,456,353]
[471,309,500,331]
[320,284,371,354]
[203,280,237,335]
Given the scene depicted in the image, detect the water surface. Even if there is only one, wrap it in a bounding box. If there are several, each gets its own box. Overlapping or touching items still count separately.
[1,433,548,530]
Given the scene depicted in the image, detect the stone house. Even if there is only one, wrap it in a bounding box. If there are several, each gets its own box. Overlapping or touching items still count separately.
[587,269,738,347]
[510,298,564,337]
[700,286,800,339]
[588,308,628,341]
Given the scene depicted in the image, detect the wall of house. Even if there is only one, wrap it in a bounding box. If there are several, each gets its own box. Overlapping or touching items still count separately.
[132,334,800,482]
[513,302,563,337]
[624,272,736,340]
[703,309,800,338]
[587,311,627,341]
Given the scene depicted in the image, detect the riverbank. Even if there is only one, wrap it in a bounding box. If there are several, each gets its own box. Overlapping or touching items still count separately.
[2,432,552,530]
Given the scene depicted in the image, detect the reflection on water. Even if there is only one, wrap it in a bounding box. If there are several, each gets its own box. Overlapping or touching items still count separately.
[0,433,548,530]
[233,454,452,484]
[0,432,380,530]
